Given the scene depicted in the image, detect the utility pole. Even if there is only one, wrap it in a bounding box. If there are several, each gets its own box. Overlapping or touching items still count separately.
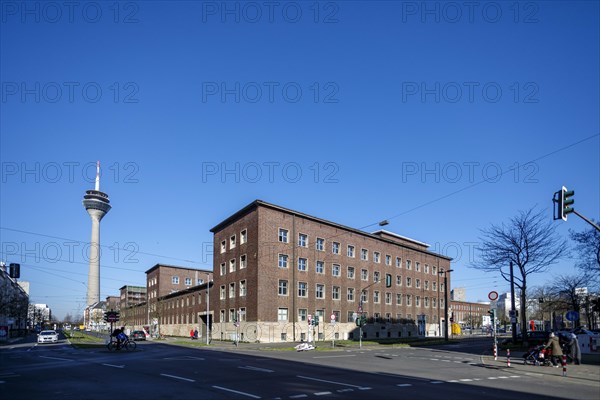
[510,261,517,344]
[439,269,453,341]
[206,273,210,345]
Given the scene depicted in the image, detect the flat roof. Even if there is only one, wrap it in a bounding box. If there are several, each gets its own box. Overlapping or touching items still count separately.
[144,263,213,274]
[210,200,452,261]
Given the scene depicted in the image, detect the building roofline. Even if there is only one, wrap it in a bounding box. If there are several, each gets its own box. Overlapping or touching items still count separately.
[371,229,430,248]
[144,263,213,274]
[210,200,452,261]
[157,281,213,301]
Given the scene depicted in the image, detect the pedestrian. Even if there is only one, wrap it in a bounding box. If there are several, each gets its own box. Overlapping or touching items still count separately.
[570,333,581,365]
[190,328,195,340]
[544,332,563,367]
[194,328,198,339]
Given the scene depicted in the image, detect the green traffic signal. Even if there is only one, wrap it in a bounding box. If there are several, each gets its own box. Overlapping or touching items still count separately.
[560,186,575,221]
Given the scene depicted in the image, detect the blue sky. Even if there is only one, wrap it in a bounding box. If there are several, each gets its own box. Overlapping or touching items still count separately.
[1,1,598,320]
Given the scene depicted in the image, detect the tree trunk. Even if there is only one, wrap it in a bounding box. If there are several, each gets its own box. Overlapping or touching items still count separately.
[520,284,528,339]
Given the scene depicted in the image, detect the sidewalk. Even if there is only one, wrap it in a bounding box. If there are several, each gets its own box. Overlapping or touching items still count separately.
[481,351,600,382]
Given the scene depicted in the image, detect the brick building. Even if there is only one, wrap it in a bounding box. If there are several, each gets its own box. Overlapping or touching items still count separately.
[449,300,489,329]
[211,200,453,343]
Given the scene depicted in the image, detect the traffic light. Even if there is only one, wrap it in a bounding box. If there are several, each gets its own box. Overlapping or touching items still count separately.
[559,186,575,221]
[9,263,20,279]
[385,274,392,288]
[488,309,496,319]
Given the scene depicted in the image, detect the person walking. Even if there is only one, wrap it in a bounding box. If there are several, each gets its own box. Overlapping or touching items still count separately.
[190,328,195,340]
[194,328,198,339]
[544,332,563,367]
[570,333,581,365]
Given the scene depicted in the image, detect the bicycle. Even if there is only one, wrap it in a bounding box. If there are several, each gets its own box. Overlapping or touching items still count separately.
[107,336,137,352]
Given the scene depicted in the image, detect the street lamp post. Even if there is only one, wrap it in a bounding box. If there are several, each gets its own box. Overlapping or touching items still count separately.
[439,268,454,341]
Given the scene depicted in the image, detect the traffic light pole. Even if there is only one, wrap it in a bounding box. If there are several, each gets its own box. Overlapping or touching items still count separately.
[573,210,600,232]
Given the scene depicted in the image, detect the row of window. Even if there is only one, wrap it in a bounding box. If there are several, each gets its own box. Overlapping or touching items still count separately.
[219,281,248,299]
[278,229,440,275]
[272,308,439,324]
[220,229,248,253]
[219,255,247,275]
[169,276,205,286]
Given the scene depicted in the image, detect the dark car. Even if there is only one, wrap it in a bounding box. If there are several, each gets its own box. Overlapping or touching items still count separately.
[501,331,550,346]
[131,330,146,341]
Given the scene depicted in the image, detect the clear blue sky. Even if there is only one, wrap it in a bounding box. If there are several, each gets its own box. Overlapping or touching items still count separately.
[1,1,598,320]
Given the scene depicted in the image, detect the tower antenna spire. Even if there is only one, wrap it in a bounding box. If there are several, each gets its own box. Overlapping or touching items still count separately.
[95,161,100,191]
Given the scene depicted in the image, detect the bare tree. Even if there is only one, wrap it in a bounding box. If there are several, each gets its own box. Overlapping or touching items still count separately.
[570,221,600,277]
[549,273,593,328]
[473,208,568,338]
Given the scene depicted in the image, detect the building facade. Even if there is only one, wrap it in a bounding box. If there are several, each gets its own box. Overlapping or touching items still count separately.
[210,200,453,343]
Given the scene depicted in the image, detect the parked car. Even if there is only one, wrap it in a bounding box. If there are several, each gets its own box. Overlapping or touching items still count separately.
[131,330,146,341]
[37,330,59,344]
[501,331,550,346]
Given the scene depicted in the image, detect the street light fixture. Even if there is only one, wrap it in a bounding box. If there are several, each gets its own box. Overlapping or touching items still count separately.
[438,268,454,341]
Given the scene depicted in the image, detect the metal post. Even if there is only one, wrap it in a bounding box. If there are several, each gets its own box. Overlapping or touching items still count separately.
[444,272,449,341]
[510,261,517,344]
[206,273,210,345]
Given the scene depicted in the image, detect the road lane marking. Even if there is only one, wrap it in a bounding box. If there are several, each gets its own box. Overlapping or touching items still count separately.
[314,392,332,396]
[289,395,307,399]
[102,364,124,368]
[313,355,355,359]
[39,356,72,361]
[430,381,445,384]
[337,389,354,393]
[160,373,195,382]
[297,375,370,390]
[459,379,473,382]
[397,384,413,387]
[239,366,274,373]
[212,385,261,398]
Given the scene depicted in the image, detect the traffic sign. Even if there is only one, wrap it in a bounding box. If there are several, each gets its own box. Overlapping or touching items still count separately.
[565,311,579,321]
[488,291,499,301]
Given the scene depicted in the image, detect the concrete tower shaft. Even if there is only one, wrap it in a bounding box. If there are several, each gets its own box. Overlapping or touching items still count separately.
[83,161,111,307]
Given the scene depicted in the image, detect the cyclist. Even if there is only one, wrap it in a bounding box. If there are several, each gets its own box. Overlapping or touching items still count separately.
[111,326,127,349]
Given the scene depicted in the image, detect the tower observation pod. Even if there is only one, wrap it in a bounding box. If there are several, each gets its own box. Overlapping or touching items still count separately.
[83,161,111,306]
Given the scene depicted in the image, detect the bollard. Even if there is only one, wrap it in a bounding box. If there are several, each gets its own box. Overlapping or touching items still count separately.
[507,348,511,367]
[562,354,567,377]
[494,344,497,361]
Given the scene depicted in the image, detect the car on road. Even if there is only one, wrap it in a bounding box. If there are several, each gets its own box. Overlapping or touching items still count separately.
[37,330,59,344]
[131,330,147,341]
[501,331,550,346]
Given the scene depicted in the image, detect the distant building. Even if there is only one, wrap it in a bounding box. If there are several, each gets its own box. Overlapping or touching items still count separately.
[449,300,489,328]
[451,288,466,302]
[497,292,520,319]
[105,296,120,311]
[0,266,29,336]
[119,285,146,308]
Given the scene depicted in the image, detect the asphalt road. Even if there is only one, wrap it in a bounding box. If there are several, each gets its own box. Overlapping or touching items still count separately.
[1,335,598,399]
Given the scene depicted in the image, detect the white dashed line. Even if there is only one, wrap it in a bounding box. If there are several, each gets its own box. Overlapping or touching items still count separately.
[160,373,195,382]
[397,384,413,387]
[314,392,332,396]
[289,395,308,399]
[39,356,72,361]
[430,381,445,384]
[102,364,124,368]
[213,385,261,398]
[297,375,370,390]
[239,366,274,373]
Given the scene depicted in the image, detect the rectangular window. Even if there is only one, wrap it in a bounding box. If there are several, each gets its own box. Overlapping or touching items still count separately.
[316,237,324,251]
[373,271,380,282]
[229,282,235,298]
[332,286,340,300]
[424,297,429,307]
[374,252,381,263]
[278,280,288,296]
[240,254,247,269]
[230,235,236,249]
[278,308,288,322]
[298,257,307,271]
[424,280,429,290]
[347,245,355,258]
[239,308,246,322]
[316,260,324,274]
[385,292,392,305]
[385,255,391,265]
[361,248,368,261]
[332,242,340,254]
[415,262,420,272]
[361,269,368,281]
[347,266,355,279]
[441,283,445,292]
[432,298,437,308]
[396,275,402,286]
[396,257,401,268]
[239,280,246,297]
[316,284,324,299]
[298,233,308,247]
[348,311,355,322]
[416,279,421,288]
[424,264,429,273]
[432,265,437,275]
[220,240,226,253]
[406,294,412,306]
[185,278,192,285]
[220,263,226,276]
[240,229,247,244]
[220,309,225,322]
[278,228,288,243]
[347,287,354,301]
[416,296,421,307]
[172,276,179,284]
[373,291,380,303]
[298,282,307,297]
[298,308,307,322]
[196,278,204,285]
[220,285,225,300]
[332,264,341,277]
[406,277,412,287]
[278,254,288,268]
[433,281,437,291]
[396,293,402,305]
[406,260,411,270]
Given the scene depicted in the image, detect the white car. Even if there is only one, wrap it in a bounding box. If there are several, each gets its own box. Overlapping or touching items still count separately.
[37,330,59,344]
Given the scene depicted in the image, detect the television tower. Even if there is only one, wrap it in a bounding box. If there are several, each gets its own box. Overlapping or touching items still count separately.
[83,161,111,306]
